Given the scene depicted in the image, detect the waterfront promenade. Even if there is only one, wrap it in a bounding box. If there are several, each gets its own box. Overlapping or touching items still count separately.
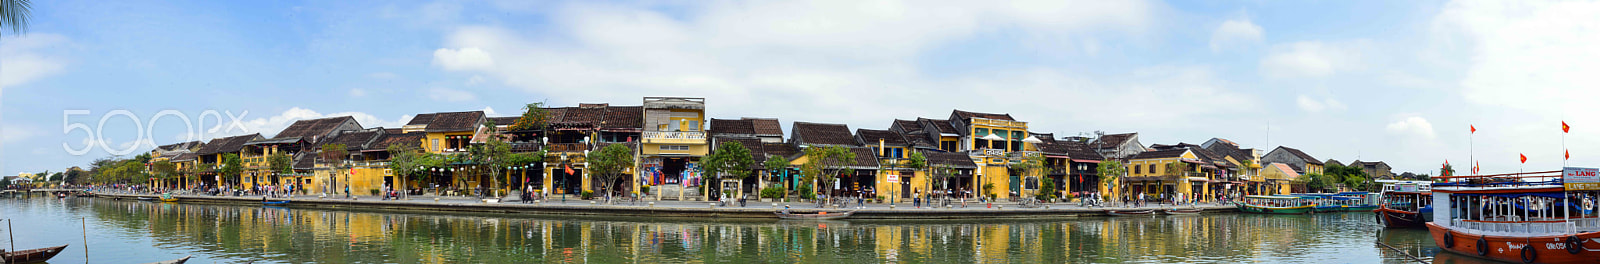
[90,191,1237,219]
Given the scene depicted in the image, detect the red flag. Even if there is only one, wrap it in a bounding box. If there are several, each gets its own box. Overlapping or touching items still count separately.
[564,164,575,175]
[1564,121,1571,133]
[1471,125,1476,133]
[1520,153,1528,164]
[1566,149,1571,160]
[1472,161,1479,174]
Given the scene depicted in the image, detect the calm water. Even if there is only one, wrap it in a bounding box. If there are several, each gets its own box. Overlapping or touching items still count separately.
[0,197,1495,263]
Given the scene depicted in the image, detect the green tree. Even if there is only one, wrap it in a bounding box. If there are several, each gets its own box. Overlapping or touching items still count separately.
[799,145,854,202]
[150,160,177,187]
[762,154,792,199]
[509,102,551,131]
[702,141,755,199]
[0,0,31,34]
[1097,160,1127,200]
[1324,164,1371,192]
[1008,152,1051,199]
[63,169,84,185]
[320,143,348,193]
[587,143,634,202]
[902,151,927,198]
[220,153,242,186]
[0,176,9,189]
[267,152,293,174]
[387,143,447,192]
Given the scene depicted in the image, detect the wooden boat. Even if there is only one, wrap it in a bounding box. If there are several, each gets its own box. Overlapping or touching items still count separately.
[262,200,290,206]
[1163,208,1204,215]
[1375,183,1433,229]
[1427,169,1600,264]
[775,211,854,220]
[159,193,179,202]
[1104,209,1155,216]
[1237,195,1315,214]
[135,197,156,201]
[142,255,192,264]
[2,244,68,264]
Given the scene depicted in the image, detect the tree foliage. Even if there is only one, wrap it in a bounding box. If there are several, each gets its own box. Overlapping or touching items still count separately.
[388,143,445,182]
[1324,164,1371,191]
[799,145,855,199]
[150,161,177,180]
[0,0,32,35]
[1097,160,1127,198]
[587,143,634,201]
[509,102,551,131]
[267,152,293,174]
[220,153,242,184]
[702,141,755,181]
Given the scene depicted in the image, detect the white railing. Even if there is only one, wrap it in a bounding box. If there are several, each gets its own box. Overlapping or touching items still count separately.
[643,131,706,140]
[1452,219,1577,236]
[970,118,1027,129]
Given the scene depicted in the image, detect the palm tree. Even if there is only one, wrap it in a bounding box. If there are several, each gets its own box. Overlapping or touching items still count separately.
[1,0,30,35]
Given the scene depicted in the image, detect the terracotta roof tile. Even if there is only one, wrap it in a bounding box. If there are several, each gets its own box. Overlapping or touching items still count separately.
[423,111,484,132]
[710,118,756,135]
[274,116,359,143]
[1277,146,1323,165]
[747,118,783,136]
[951,109,1015,121]
[920,150,977,169]
[601,106,643,129]
[792,122,855,146]
[197,133,262,155]
[855,129,908,146]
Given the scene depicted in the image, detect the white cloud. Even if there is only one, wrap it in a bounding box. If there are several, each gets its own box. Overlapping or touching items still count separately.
[1,124,34,143]
[1210,18,1264,53]
[466,75,486,86]
[349,88,367,97]
[432,47,494,71]
[0,34,70,90]
[367,72,398,79]
[1387,116,1436,139]
[1295,95,1345,112]
[482,106,499,117]
[1260,41,1361,79]
[426,1,1179,130]
[428,87,477,102]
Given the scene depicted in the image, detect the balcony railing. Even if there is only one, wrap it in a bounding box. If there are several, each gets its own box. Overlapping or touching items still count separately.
[970,118,1027,129]
[548,143,589,152]
[642,131,706,144]
[508,142,543,153]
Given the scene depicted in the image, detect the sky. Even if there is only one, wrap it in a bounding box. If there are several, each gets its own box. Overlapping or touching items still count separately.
[1,0,1596,176]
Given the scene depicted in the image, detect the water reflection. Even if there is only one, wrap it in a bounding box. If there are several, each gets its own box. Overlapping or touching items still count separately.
[1,198,1458,263]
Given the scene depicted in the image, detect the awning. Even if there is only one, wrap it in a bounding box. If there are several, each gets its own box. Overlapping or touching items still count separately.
[1045,155,1071,159]
[1181,159,1207,164]
[1185,177,1211,183]
[1071,159,1102,163]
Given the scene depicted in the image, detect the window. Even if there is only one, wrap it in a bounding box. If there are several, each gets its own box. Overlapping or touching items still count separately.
[1011,131,1024,140]
[660,145,690,151]
[1134,165,1141,174]
[1148,164,1156,174]
[668,121,680,131]
[1010,140,1022,151]
[975,128,989,137]
[431,139,439,151]
[993,129,1008,139]
[940,141,957,152]
[687,120,700,131]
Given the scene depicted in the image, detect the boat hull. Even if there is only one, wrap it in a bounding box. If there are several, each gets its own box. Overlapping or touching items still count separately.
[1104,209,1155,216]
[1375,208,1428,229]
[1238,204,1313,214]
[1427,223,1600,264]
[3,245,67,264]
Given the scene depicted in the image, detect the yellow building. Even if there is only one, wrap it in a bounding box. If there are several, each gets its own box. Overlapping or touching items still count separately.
[640,97,707,200]
[192,133,264,187]
[1123,144,1232,202]
[948,110,1040,199]
[1260,163,1300,195]
[400,111,485,194]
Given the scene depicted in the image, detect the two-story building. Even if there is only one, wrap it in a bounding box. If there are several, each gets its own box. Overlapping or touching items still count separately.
[708,117,787,197]
[1033,135,1106,199]
[1091,132,1145,160]
[249,116,362,190]
[855,128,919,202]
[193,133,264,188]
[149,141,203,188]
[1202,138,1266,195]
[400,111,485,194]
[947,109,1039,199]
[1350,160,1394,179]
[1261,146,1324,176]
[788,121,880,198]
[1125,143,1233,202]
[638,97,705,200]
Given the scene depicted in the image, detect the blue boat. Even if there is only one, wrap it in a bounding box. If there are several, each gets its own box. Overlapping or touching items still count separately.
[262,200,290,206]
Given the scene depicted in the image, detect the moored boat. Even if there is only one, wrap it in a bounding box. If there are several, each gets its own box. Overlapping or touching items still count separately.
[159,193,179,202]
[263,200,290,206]
[1375,181,1433,228]
[2,244,68,264]
[775,211,854,220]
[142,255,192,264]
[1104,209,1155,216]
[1163,208,1204,215]
[1236,195,1315,214]
[1427,168,1600,263]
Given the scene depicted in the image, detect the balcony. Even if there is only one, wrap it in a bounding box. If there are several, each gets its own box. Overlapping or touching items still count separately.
[642,131,706,144]
[508,142,543,153]
[970,118,1027,129]
[548,143,589,153]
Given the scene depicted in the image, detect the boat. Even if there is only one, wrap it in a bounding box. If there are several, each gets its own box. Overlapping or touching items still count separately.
[2,244,68,264]
[142,255,192,264]
[1374,183,1433,229]
[1163,208,1204,215]
[135,197,155,201]
[775,211,854,220]
[1104,209,1156,216]
[1236,195,1315,214]
[159,193,179,202]
[262,200,291,206]
[1426,168,1600,264]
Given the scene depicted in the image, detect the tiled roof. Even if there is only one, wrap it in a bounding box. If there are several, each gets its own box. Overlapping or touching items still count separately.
[601,106,643,130]
[747,118,783,136]
[156,141,203,152]
[892,119,923,133]
[323,128,385,151]
[1204,141,1252,162]
[844,147,881,168]
[424,111,484,132]
[855,129,908,146]
[406,113,437,126]
[710,118,756,135]
[920,150,978,169]
[951,109,1015,121]
[274,116,358,141]
[487,117,520,127]
[762,143,800,161]
[197,134,262,155]
[920,118,959,134]
[292,152,316,170]
[792,121,855,146]
[373,132,427,150]
[1277,146,1323,165]
[172,152,199,162]
[1059,140,1105,160]
[1270,163,1300,179]
[1130,148,1188,159]
[713,137,771,166]
[1095,133,1137,149]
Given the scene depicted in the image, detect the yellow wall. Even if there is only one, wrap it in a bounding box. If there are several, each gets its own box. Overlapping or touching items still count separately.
[978,165,1011,199]
[640,144,709,156]
[423,132,475,153]
[872,169,931,203]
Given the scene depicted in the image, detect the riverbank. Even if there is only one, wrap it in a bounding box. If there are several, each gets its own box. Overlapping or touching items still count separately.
[91,191,1238,219]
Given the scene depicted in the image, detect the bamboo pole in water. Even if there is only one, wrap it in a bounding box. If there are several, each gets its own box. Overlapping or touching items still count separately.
[82,218,88,263]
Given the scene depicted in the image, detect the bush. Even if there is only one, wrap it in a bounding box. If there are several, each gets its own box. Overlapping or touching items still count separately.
[1035,180,1056,201]
[798,184,815,200]
[640,185,650,194]
[580,190,594,200]
[982,183,996,198]
[369,189,380,196]
[760,186,785,199]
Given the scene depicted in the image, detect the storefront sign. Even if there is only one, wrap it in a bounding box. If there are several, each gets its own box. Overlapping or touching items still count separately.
[887,174,900,183]
[1563,167,1600,190]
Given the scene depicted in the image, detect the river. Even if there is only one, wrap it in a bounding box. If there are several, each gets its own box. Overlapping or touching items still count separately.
[0,197,1496,263]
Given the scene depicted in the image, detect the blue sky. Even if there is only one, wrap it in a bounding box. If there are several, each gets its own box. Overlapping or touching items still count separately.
[3,0,1595,176]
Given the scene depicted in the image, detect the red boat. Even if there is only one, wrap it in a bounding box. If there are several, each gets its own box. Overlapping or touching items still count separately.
[3,244,68,264]
[1427,169,1600,263]
[1374,181,1432,229]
